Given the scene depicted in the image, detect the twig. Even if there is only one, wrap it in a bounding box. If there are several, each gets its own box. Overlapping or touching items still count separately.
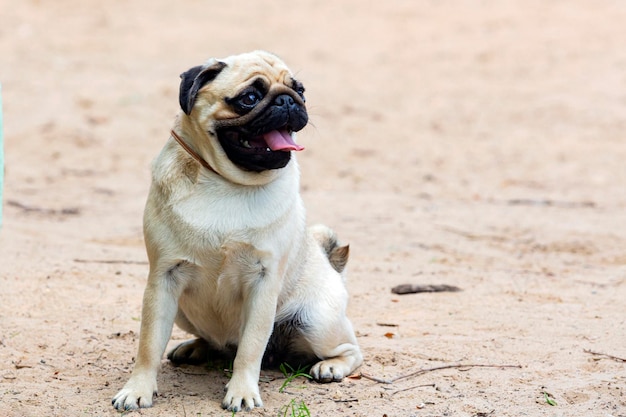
[360,373,393,384]
[584,349,626,363]
[333,398,359,403]
[506,198,595,208]
[13,362,33,369]
[438,225,505,242]
[8,200,80,216]
[73,258,148,265]
[361,363,521,385]
[389,383,436,396]
[391,284,461,295]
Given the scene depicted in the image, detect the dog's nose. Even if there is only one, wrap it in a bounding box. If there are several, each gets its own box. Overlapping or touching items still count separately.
[273,94,296,108]
[267,93,308,132]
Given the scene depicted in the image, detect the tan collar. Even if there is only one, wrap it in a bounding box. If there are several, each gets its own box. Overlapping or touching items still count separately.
[170,130,218,175]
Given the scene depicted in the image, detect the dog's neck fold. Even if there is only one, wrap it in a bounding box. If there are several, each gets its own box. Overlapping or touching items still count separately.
[170,129,218,175]
[169,126,287,186]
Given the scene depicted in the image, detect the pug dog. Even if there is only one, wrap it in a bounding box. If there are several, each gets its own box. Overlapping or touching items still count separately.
[112,51,362,412]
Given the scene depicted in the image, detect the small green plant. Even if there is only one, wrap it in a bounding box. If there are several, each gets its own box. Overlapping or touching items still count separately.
[543,391,557,406]
[222,358,234,378]
[279,399,311,417]
[278,363,312,393]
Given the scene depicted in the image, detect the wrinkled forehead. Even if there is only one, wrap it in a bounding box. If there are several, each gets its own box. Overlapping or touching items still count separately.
[217,52,293,89]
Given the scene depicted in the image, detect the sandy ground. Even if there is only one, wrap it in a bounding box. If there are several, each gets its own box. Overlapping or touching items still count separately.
[1,1,625,416]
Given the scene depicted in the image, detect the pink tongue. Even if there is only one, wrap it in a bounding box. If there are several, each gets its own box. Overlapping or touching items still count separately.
[262,130,305,152]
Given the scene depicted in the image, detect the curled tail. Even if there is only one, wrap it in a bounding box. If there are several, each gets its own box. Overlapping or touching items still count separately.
[308,224,350,273]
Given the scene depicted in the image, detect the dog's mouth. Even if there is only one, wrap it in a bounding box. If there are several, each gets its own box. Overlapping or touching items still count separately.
[225,128,304,152]
[217,127,304,172]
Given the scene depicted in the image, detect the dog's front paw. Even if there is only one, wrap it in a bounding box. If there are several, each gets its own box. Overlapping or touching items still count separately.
[221,373,263,412]
[112,374,158,411]
[310,358,351,383]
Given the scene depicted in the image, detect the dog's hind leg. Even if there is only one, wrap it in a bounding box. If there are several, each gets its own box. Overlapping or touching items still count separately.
[306,315,363,382]
[167,309,213,365]
[168,338,210,365]
[296,238,363,382]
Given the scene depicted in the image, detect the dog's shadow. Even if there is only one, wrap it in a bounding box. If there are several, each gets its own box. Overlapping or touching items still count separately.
[155,349,311,409]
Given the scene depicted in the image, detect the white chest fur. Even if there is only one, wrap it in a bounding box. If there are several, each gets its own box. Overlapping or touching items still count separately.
[176,166,299,239]
[145,157,307,346]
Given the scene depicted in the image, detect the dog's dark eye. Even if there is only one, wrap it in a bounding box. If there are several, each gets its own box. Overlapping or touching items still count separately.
[293,83,306,101]
[225,86,263,115]
[226,88,265,115]
[296,87,305,101]
[239,91,261,108]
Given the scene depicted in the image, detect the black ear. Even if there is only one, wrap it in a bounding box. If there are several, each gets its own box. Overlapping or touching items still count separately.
[179,65,203,114]
[179,61,227,115]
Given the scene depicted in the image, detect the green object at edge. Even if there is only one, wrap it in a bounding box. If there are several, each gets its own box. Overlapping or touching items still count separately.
[0,83,4,228]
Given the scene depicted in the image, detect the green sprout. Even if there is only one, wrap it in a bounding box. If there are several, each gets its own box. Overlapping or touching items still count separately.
[543,391,557,406]
[279,399,311,417]
[278,363,312,393]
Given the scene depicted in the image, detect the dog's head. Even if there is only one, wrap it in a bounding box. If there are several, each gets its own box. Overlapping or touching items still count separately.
[177,51,308,179]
